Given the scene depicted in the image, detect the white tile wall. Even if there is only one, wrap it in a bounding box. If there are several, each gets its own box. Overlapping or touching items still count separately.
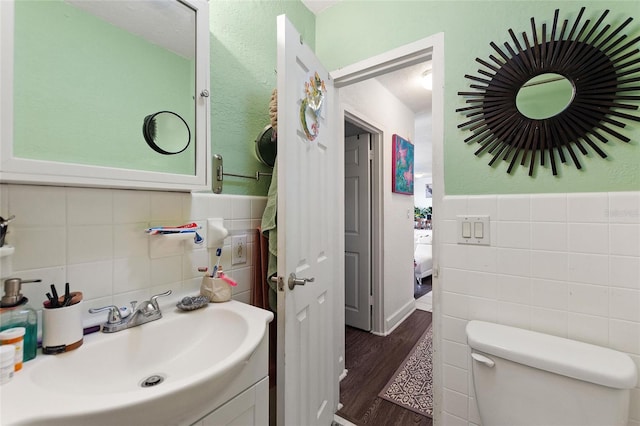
[439,191,640,426]
[0,184,268,332]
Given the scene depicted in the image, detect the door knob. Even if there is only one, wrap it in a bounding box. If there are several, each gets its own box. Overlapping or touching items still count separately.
[288,273,315,290]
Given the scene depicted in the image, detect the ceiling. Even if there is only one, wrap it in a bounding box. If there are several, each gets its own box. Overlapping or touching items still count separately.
[301,0,342,14]
[66,0,195,59]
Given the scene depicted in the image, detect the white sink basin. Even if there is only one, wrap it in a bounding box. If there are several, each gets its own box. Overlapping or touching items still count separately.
[0,300,273,425]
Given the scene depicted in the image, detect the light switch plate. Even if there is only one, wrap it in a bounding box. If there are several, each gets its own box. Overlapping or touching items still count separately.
[231,235,247,265]
[457,215,490,245]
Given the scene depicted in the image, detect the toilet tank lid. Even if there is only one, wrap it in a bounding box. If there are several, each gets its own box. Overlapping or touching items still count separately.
[466,320,638,389]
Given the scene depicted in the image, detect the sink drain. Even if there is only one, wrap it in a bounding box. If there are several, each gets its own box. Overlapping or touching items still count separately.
[140,374,165,388]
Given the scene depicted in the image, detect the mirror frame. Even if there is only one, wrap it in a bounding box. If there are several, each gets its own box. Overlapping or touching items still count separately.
[457,7,640,176]
[0,0,211,191]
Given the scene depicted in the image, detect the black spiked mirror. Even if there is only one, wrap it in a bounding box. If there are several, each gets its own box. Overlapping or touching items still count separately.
[457,7,640,176]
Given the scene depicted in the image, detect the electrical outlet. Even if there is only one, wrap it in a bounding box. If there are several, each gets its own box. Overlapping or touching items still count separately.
[231,235,247,265]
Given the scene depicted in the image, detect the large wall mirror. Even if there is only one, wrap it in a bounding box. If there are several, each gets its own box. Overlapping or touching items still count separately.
[0,0,211,190]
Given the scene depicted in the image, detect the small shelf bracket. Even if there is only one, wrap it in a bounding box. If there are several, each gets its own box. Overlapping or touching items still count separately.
[213,154,272,194]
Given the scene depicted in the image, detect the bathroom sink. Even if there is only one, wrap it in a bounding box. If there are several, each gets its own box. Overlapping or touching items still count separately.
[0,300,273,425]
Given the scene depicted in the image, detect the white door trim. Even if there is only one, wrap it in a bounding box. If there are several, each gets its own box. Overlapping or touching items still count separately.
[331,32,445,422]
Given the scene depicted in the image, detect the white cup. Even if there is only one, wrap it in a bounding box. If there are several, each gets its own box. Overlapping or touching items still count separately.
[42,301,84,354]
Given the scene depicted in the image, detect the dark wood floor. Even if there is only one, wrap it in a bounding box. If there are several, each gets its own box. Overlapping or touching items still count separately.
[414,275,432,299]
[337,309,433,426]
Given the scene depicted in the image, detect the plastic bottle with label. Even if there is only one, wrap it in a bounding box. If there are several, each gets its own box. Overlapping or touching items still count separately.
[0,278,40,362]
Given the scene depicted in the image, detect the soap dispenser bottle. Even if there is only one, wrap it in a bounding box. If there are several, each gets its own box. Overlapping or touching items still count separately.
[0,278,41,362]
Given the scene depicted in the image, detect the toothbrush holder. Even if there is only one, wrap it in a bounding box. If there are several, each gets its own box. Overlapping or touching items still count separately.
[200,276,231,303]
[42,301,84,354]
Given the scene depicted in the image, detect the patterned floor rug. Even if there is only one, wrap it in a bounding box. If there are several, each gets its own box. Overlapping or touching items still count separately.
[378,324,433,418]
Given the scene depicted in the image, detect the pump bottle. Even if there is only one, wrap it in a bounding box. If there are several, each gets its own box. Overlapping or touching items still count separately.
[0,278,41,362]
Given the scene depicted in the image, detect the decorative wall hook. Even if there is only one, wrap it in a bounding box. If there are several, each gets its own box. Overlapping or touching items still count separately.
[300,72,327,141]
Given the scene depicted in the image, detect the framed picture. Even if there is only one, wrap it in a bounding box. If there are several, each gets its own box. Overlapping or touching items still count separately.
[392,134,414,195]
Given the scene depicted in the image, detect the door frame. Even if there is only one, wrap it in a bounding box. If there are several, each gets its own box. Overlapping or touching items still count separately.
[343,112,383,333]
[331,32,444,421]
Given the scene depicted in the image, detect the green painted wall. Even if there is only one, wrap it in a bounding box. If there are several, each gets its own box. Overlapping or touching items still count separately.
[14,0,195,174]
[209,0,315,195]
[315,0,640,194]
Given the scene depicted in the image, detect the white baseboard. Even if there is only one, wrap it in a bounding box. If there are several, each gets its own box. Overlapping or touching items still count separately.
[372,298,416,336]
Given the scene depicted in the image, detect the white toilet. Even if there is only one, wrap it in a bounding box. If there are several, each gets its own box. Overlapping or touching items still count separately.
[466,320,638,426]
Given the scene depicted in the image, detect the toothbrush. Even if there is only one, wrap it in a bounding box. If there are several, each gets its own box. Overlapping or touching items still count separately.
[211,248,222,277]
[146,223,201,234]
[217,272,237,287]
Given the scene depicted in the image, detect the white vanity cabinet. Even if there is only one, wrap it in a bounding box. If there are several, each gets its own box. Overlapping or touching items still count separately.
[197,377,269,426]
[189,332,270,426]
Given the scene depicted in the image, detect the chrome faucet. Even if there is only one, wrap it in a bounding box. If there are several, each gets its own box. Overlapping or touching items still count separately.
[89,290,172,333]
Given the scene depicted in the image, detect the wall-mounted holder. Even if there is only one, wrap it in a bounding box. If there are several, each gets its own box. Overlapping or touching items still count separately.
[213,154,272,194]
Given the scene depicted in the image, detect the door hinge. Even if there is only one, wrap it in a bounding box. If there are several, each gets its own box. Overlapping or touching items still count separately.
[368,149,374,161]
[369,295,374,306]
[433,266,439,278]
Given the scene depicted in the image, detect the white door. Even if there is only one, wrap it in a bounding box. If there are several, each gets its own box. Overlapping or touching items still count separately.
[276,15,339,426]
[344,133,371,331]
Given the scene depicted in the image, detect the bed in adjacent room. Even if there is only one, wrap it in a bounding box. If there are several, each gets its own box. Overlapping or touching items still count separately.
[414,229,433,280]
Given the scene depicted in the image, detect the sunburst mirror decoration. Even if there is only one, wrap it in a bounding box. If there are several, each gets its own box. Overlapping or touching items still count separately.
[457,7,640,176]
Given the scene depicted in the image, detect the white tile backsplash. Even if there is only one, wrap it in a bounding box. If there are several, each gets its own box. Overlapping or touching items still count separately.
[531,250,568,281]
[568,223,608,254]
[497,274,531,304]
[67,187,113,225]
[609,256,640,290]
[610,224,640,256]
[67,224,113,264]
[497,194,530,221]
[568,282,609,317]
[496,221,530,249]
[531,193,567,222]
[531,222,567,251]
[443,364,469,395]
[609,288,640,322]
[608,192,640,224]
[440,192,640,425]
[567,312,609,346]
[496,247,530,276]
[1,184,268,330]
[568,253,609,285]
[567,193,609,223]
[529,307,568,337]
[609,320,640,355]
[113,190,151,224]
[531,278,568,310]
[8,185,66,227]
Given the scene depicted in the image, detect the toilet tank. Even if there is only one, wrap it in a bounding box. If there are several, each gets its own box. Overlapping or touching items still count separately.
[466,321,638,426]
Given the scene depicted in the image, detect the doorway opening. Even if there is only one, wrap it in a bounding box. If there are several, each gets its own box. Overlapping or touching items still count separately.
[343,113,382,333]
[335,32,443,424]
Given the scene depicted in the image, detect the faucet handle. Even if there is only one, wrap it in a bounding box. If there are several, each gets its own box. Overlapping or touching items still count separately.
[88,305,122,324]
[150,290,172,310]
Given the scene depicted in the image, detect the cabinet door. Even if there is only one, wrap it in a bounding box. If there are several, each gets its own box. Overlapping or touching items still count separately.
[200,377,269,426]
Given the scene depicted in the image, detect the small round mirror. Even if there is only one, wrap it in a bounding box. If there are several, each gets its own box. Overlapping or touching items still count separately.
[516,73,575,120]
[255,125,277,167]
[142,111,191,155]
